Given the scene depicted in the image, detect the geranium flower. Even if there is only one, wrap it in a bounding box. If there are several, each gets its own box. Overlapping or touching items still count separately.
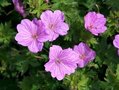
[15,19,48,53]
[12,0,26,17]
[40,10,69,41]
[84,12,107,36]
[74,42,96,68]
[113,34,119,55]
[44,45,78,80]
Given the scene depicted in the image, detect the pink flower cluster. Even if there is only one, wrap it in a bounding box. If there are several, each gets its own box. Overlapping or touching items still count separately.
[45,43,96,80]
[15,10,109,80]
[15,10,69,53]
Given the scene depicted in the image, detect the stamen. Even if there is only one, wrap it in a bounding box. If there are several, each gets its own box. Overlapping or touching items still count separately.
[55,58,61,64]
[80,54,86,60]
[32,34,38,39]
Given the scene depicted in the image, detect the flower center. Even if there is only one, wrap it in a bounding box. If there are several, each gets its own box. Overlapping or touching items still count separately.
[88,24,93,29]
[55,58,61,64]
[88,23,97,30]
[32,34,38,39]
[80,54,86,60]
[48,23,55,30]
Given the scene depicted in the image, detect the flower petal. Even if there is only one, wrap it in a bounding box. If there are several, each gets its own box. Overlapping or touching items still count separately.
[48,31,59,41]
[53,10,65,22]
[40,10,53,25]
[28,40,43,53]
[113,35,119,49]
[49,45,62,60]
[55,22,69,35]
[15,33,32,46]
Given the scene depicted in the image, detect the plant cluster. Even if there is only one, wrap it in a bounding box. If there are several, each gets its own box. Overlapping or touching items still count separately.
[0,0,119,90]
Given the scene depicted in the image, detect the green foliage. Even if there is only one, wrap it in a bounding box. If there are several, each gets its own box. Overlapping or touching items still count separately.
[0,22,15,48]
[27,0,49,17]
[0,0,11,7]
[0,0,119,90]
[105,0,119,11]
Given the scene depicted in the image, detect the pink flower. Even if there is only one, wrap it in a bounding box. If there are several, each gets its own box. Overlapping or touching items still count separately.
[40,10,69,41]
[44,45,78,80]
[74,42,96,68]
[12,0,26,17]
[113,34,119,49]
[84,12,107,36]
[113,34,119,56]
[15,19,48,53]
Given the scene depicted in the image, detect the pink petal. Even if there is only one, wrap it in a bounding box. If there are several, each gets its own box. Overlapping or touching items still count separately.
[86,50,96,62]
[113,35,119,49]
[55,22,69,35]
[48,31,59,41]
[37,20,49,42]
[77,59,85,68]
[97,13,104,18]
[60,61,77,75]
[38,31,49,42]
[84,12,97,29]
[49,45,62,60]
[53,10,65,22]
[21,19,37,34]
[28,40,43,53]
[51,64,65,80]
[40,10,53,25]
[74,42,87,55]
[44,61,55,72]
[17,24,31,34]
[59,48,78,63]
[15,33,32,46]
[44,61,65,80]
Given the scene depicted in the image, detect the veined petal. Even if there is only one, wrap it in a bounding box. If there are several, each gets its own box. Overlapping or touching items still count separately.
[48,31,59,41]
[21,19,37,34]
[77,59,85,68]
[59,48,79,63]
[15,33,32,46]
[55,22,69,35]
[60,62,77,75]
[49,45,62,60]
[113,35,119,49]
[17,24,31,34]
[40,10,53,25]
[86,50,96,62]
[28,40,43,53]
[44,61,65,80]
[38,31,49,42]
[74,42,87,55]
[53,10,65,22]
